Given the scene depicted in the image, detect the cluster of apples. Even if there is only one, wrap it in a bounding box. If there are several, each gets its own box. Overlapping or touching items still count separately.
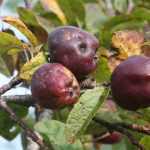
[31,26,150,145]
[31,26,99,109]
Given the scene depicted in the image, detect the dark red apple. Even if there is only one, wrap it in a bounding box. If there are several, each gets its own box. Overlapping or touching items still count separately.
[111,55,150,110]
[48,26,99,79]
[31,63,80,109]
[94,131,123,144]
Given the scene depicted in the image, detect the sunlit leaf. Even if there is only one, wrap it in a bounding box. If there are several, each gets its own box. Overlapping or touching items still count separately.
[19,52,46,81]
[2,16,39,46]
[112,30,144,57]
[0,32,23,55]
[40,0,67,24]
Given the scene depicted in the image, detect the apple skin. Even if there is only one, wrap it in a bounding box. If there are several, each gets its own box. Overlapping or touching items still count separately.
[95,131,123,144]
[111,55,150,110]
[48,26,99,79]
[31,63,80,109]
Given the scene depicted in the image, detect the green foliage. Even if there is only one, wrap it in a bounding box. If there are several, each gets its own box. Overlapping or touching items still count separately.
[57,0,85,26]
[35,119,84,150]
[17,7,48,43]
[19,51,46,81]
[65,87,109,142]
[140,136,150,150]
[0,103,28,140]
[0,0,150,150]
[2,16,38,46]
[0,32,23,55]
[92,57,111,83]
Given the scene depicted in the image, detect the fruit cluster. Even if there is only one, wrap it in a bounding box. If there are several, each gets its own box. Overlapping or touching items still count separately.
[30,26,150,145]
[31,26,99,109]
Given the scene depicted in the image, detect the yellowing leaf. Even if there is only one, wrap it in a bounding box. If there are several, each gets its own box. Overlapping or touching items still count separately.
[2,16,39,46]
[112,30,144,58]
[0,32,23,55]
[40,0,67,24]
[19,52,46,81]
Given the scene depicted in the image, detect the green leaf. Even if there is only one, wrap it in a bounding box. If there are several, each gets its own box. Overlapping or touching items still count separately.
[1,54,18,76]
[57,0,85,26]
[0,103,28,140]
[0,32,22,55]
[83,0,97,2]
[34,119,84,150]
[40,0,67,25]
[85,3,109,34]
[132,7,150,21]
[19,52,46,81]
[0,56,10,76]
[92,57,111,83]
[2,16,39,46]
[17,7,48,43]
[65,87,109,142]
[140,136,150,150]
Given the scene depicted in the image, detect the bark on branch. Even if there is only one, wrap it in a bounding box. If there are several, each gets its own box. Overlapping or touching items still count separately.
[0,99,48,149]
[93,117,145,150]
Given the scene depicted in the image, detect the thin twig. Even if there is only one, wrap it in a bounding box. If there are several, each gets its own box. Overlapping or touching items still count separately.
[24,0,31,9]
[0,99,48,149]
[2,94,34,107]
[93,118,145,150]
[115,122,150,135]
[0,77,22,95]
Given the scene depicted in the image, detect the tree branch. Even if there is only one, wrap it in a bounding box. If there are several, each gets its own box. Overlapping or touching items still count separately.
[24,0,31,9]
[2,94,34,107]
[93,117,145,150]
[114,122,150,135]
[0,77,23,95]
[0,99,48,149]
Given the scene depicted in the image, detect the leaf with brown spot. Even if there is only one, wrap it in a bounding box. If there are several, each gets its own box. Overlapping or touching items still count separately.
[112,30,144,57]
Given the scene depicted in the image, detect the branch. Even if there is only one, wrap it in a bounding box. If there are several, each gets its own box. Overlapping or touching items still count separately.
[80,77,96,89]
[93,118,145,150]
[24,0,31,9]
[79,77,110,89]
[2,94,34,107]
[0,77,22,95]
[115,122,150,135]
[0,99,48,149]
